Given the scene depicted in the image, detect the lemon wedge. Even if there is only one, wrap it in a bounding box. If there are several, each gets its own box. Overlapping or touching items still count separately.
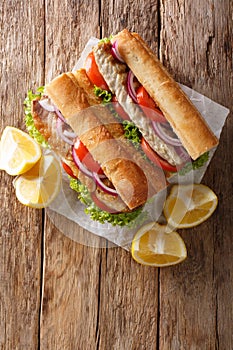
[0,126,42,175]
[131,222,187,267]
[14,152,61,208]
[163,184,218,229]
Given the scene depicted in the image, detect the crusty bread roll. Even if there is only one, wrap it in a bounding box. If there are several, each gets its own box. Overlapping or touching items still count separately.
[45,72,161,210]
[77,77,167,196]
[72,69,102,106]
[113,29,218,160]
[45,73,89,117]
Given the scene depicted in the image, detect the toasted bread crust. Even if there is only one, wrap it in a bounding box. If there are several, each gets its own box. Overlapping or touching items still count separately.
[72,69,102,106]
[45,72,150,209]
[45,73,90,119]
[114,29,218,160]
[91,105,167,196]
[69,74,167,196]
[69,106,149,209]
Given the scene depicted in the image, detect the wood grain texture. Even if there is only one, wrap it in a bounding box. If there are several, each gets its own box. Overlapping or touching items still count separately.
[97,3,161,348]
[40,1,104,349]
[0,0,232,349]
[44,0,101,81]
[101,0,160,53]
[95,248,159,349]
[0,1,45,349]
[159,0,233,349]
[40,216,104,349]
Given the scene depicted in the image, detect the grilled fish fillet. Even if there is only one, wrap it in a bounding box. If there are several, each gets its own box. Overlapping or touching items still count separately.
[93,43,183,166]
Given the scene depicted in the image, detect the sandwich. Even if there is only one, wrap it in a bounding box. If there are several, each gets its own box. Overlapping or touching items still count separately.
[24,29,218,226]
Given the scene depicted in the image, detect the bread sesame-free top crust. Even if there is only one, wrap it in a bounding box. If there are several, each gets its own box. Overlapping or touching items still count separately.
[45,72,152,209]
[114,29,218,160]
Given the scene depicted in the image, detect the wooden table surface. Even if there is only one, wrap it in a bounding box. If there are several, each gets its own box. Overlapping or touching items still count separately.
[0,1,232,349]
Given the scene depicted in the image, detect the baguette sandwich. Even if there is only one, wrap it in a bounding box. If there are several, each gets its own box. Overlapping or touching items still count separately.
[90,29,218,169]
[25,29,218,226]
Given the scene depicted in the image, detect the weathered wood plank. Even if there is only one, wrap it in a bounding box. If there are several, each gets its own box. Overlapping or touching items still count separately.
[40,1,103,349]
[40,216,104,349]
[92,2,161,348]
[159,0,233,348]
[95,248,159,349]
[101,0,160,53]
[44,0,101,81]
[1,0,231,349]
[0,1,45,349]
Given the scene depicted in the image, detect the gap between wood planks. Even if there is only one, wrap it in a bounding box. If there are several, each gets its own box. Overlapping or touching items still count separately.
[38,1,47,342]
[38,209,46,349]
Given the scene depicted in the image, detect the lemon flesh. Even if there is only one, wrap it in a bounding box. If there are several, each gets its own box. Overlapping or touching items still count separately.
[164,184,218,229]
[0,126,42,175]
[14,152,61,208]
[131,222,187,267]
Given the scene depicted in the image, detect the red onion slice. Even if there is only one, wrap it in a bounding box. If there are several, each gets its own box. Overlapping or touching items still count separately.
[63,129,77,139]
[39,98,66,123]
[92,172,118,197]
[111,41,125,63]
[54,106,66,122]
[39,98,55,112]
[72,147,93,178]
[127,71,138,103]
[56,118,75,146]
[175,146,190,162]
[152,121,182,147]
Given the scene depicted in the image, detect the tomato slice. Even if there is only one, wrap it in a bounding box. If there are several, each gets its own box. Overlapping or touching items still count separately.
[74,137,104,174]
[85,52,109,90]
[61,161,78,179]
[91,192,119,213]
[136,86,167,123]
[141,137,177,172]
[112,95,130,121]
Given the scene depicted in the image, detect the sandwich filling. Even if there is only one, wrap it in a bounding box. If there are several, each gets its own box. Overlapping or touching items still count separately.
[26,71,167,226]
[93,43,184,166]
[24,29,215,226]
[31,96,135,214]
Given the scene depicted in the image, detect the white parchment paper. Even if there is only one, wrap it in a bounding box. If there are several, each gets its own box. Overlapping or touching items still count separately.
[47,37,230,250]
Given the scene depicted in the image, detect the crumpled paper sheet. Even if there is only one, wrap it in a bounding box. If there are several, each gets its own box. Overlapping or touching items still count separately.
[48,37,230,250]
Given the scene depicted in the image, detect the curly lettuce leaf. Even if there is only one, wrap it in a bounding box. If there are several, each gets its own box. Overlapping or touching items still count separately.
[24,87,49,148]
[122,120,142,149]
[94,85,113,104]
[99,35,113,44]
[178,152,209,175]
[69,178,147,227]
